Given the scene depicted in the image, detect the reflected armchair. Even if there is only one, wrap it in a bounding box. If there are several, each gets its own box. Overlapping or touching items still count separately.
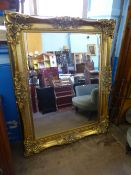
[72,84,98,111]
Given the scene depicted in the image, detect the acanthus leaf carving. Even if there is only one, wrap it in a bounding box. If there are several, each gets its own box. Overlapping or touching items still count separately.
[95,19,115,38]
[101,66,112,94]
[24,122,109,156]
[97,117,109,134]
[14,72,28,110]
[5,13,31,45]
[24,137,45,156]
[50,16,82,29]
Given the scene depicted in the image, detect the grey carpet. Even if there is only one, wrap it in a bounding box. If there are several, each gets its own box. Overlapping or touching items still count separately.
[33,109,97,138]
[12,132,131,175]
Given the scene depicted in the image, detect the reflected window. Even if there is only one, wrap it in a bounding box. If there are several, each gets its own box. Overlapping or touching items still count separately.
[23,0,83,17]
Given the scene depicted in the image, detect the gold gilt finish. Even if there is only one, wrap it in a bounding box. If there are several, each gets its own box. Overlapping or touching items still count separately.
[5,13,31,45]
[101,66,112,94]
[14,72,28,110]
[95,19,115,38]
[4,11,115,156]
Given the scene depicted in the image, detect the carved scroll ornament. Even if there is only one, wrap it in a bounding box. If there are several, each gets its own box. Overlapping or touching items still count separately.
[101,66,112,93]
[14,72,28,110]
[50,17,82,29]
[96,19,115,38]
[5,13,31,45]
[24,118,109,156]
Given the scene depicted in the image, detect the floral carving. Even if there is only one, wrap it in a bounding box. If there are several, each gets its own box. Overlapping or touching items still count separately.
[51,17,82,29]
[14,72,28,110]
[5,13,31,44]
[95,19,115,38]
[98,117,109,134]
[101,66,112,93]
[24,138,45,156]
[24,124,108,156]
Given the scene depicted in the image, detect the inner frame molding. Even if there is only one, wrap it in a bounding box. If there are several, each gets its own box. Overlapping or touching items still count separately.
[5,11,115,156]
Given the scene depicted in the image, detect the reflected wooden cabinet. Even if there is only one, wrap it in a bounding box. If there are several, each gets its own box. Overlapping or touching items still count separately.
[72,53,85,73]
[53,80,73,109]
[76,63,85,73]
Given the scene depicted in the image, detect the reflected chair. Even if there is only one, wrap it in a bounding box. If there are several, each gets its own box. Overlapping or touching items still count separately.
[72,84,98,111]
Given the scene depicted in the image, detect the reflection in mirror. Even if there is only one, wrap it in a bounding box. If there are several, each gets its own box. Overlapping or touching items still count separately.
[25,33,100,138]
[5,11,115,155]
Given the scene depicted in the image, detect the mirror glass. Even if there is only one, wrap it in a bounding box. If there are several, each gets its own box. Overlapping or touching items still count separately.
[25,32,100,138]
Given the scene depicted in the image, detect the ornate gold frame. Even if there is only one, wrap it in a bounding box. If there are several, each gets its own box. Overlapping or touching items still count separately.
[5,11,115,156]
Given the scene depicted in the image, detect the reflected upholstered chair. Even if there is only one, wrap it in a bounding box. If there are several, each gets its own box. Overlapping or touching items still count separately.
[72,84,98,111]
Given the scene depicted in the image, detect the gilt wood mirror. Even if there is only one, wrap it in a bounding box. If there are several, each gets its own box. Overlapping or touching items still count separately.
[5,11,115,156]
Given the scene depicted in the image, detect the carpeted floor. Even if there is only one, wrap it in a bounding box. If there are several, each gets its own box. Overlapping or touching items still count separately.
[33,109,97,138]
[11,132,131,175]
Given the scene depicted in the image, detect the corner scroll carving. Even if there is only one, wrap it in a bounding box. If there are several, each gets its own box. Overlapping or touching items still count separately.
[5,13,31,45]
[97,117,109,134]
[24,137,45,156]
[95,19,115,38]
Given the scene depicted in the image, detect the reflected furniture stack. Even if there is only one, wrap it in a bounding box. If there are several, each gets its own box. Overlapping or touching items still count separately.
[76,63,85,73]
[55,51,69,74]
[89,70,99,84]
[72,53,86,73]
[30,53,59,87]
[53,80,73,109]
[42,67,59,87]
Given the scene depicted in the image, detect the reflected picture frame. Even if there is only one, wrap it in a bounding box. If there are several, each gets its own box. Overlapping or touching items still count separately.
[87,44,96,56]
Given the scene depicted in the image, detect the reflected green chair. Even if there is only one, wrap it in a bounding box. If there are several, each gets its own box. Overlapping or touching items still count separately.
[72,84,98,111]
